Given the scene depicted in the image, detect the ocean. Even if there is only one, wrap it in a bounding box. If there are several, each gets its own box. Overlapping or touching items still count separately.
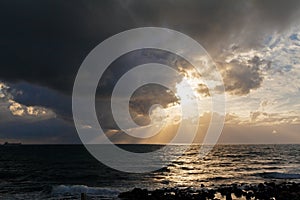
[0,144,299,199]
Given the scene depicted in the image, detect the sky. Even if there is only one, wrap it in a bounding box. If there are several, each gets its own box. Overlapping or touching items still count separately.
[0,0,300,144]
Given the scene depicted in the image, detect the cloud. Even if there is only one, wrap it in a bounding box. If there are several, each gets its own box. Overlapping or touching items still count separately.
[129,84,178,117]
[225,113,245,125]
[216,57,264,95]
[197,83,210,97]
[95,48,195,130]
[0,118,79,144]
[215,22,300,96]
[0,1,300,144]
[0,82,56,122]
[224,110,300,126]
[0,82,79,144]
[121,0,300,55]
[7,81,71,120]
[219,124,300,144]
[8,100,55,119]
[9,101,24,116]
[250,111,268,122]
[0,0,300,93]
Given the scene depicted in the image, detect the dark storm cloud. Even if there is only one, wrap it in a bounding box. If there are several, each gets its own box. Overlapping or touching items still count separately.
[0,0,300,143]
[0,118,79,144]
[8,82,71,120]
[0,0,300,142]
[128,84,178,126]
[97,49,183,97]
[120,0,300,54]
[216,56,265,95]
[0,0,137,93]
[96,49,187,130]
[1,0,300,93]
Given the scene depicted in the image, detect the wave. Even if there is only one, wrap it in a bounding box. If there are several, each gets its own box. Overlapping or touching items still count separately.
[51,185,119,197]
[207,176,231,181]
[259,172,300,179]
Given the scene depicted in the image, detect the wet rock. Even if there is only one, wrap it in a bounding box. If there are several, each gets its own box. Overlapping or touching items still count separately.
[118,188,148,200]
[233,188,243,198]
[225,192,232,200]
[118,182,300,200]
[258,183,265,190]
[245,191,254,200]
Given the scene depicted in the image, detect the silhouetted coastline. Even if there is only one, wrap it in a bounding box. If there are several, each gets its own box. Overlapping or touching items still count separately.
[119,182,300,200]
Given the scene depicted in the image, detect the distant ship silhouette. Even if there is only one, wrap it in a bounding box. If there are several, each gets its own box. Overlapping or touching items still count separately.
[3,142,22,146]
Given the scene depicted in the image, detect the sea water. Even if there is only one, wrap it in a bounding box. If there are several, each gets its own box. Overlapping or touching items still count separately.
[0,144,299,199]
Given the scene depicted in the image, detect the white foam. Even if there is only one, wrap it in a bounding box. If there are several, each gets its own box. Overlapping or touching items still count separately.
[51,185,119,197]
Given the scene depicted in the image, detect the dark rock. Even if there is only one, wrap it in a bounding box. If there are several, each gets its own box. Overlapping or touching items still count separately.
[233,188,243,198]
[118,182,300,200]
[258,183,265,190]
[118,188,148,200]
[266,182,276,188]
[225,192,232,200]
[207,189,215,199]
[245,191,254,200]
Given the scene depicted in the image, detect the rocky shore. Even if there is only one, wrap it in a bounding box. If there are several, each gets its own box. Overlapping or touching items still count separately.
[118,182,300,200]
